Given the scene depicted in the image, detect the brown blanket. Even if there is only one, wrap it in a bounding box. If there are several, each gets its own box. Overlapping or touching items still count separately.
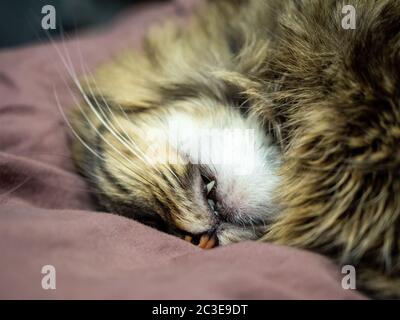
[0,0,365,299]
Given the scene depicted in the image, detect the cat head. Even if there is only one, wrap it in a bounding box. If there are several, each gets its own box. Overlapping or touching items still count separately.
[70,85,281,247]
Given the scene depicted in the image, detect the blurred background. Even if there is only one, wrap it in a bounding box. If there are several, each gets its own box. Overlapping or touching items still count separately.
[0,0,167,48]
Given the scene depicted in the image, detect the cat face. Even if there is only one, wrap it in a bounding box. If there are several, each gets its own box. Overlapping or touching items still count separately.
[71,93,281,248]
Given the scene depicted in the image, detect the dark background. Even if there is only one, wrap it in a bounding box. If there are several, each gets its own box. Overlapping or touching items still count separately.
[0,0,166,48]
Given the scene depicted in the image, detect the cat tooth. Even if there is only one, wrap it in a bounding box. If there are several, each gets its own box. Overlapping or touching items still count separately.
[206,180,215,195]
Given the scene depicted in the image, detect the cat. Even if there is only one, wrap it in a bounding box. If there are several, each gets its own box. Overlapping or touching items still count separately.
[69,0,400,298]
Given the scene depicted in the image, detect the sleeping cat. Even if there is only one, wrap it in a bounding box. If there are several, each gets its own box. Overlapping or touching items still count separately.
[69,0,400,298]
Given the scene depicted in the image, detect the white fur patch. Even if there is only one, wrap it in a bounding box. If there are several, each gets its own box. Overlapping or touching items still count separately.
[164,100,281,223]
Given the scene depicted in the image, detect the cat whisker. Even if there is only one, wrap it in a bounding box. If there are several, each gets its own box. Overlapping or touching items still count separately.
[77,56,181,183]
[51,43,157,188]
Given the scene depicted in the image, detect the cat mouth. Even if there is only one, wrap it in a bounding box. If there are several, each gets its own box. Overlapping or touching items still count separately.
[203,177,220,218]
[188,177,219,249]
[181,177,220,249]
[175,175,220,249]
